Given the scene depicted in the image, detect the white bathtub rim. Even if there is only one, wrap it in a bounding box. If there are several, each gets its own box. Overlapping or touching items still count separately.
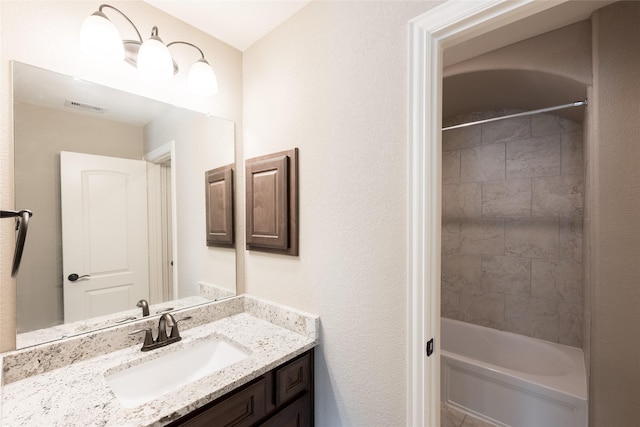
[441,318,587,401]
[442,317,585,362]
[441,349,587,401]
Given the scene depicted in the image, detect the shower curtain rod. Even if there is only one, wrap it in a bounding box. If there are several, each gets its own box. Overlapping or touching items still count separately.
[442,99,588,131]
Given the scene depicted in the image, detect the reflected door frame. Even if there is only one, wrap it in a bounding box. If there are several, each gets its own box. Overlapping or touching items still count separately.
[406,1,575,425]
[146,141,179,302]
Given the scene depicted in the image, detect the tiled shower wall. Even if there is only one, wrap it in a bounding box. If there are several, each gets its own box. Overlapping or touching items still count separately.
[441,110,584,348]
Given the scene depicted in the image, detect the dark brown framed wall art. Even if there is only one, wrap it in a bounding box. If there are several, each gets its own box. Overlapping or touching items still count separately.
[205,164,234,247]
[245,148,298,256]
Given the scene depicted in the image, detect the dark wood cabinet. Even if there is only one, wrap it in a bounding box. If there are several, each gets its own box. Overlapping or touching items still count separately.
[205,165,234,247]
[245,148,299,256]
[169,349,314,427]
[261,393,311,427]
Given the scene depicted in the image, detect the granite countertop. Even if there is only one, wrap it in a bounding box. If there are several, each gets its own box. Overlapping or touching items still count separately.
[1,295,319,427]
[16,296,211,349]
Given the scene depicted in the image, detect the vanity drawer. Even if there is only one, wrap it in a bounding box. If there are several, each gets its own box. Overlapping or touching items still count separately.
[274,352,312,406]
[169,349,314,427]
[176,377,267,427]
[261,392,311,427]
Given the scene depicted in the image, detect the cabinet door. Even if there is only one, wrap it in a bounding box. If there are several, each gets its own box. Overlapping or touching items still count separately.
[205,165,234,247]
[260,393,311,427]
[275,352,311,406]
[176,378,267,427]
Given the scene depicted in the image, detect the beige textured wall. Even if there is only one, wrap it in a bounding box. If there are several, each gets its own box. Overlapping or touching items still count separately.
[445,20,592,85]
[588,2,640,425]
[0,0,15,352]
[243,1,441,425]
[145,111,237,299]
[0,1,243,351]
[14,102,144,333]
[441,111,584,347]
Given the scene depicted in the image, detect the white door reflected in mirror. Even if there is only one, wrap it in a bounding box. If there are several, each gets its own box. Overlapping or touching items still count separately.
[61,151,150,323]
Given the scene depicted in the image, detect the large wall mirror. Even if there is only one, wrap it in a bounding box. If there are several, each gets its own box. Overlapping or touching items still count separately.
[13,61,237,349]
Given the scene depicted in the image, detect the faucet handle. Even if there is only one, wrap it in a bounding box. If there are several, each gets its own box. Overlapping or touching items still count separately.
[169,316,192,339]
[130,328,154,349]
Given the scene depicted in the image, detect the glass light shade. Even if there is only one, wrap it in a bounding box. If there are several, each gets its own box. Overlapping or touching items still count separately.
[137,36,173,82]
[188,59,218,96]
[80,11,124,62]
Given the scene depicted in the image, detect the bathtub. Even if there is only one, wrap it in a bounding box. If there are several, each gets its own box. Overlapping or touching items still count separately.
[441,318,588,427]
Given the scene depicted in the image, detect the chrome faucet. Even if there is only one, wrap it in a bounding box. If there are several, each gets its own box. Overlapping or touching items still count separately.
[136,299,150,317]
[130,313,192,352]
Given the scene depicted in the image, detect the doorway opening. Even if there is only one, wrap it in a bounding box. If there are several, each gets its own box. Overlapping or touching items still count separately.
[407,1,613,425]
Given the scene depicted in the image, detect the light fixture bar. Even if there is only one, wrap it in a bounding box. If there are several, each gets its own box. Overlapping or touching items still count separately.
[97,4,142,43]
[167,41,206,59]
[81,3,218,96]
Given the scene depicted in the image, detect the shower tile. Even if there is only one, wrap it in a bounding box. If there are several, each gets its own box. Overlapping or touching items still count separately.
[559,302,583,348]
[443,183,482,218]
[442,253,482,289]
[532,175,584,217]
[505,295,559,342]
[531,259,583,303]
[506,135,561,179]
[482,179,532,217]
[531,113,581,137]
[559,218,583,263]
[504,218,560,259]
[442,219,461,254]
[442,286,464,322]
[482,255,531,296]
[460,290,505,330]
[460,219,505,255]
[481,116,530,144]
[443,125,482,151]
[561,131,584,175]
[443,150,461,184]
[461,143,505,183]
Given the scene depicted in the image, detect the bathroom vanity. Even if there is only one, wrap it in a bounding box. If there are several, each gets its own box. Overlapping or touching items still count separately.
[170,349,313,426]
[0,295,318,426]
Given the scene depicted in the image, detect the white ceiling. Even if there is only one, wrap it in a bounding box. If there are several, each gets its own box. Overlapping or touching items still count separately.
[143,1,614,56]
[143,0,312,51]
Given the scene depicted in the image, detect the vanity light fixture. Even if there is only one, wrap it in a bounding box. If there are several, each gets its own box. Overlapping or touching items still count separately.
[80,4,218,96]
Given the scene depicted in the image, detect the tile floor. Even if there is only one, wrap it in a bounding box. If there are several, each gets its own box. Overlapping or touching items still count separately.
[441,403,497,427]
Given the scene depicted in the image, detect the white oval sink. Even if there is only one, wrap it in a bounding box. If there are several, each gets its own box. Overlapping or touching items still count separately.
[105,337,250,408]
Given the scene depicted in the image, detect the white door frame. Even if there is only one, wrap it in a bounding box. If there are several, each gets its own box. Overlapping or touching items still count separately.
[145,141,179,300]
[406,1,570,425]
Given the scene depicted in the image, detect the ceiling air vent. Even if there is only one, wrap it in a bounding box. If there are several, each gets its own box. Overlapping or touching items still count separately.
[64,100,107,114]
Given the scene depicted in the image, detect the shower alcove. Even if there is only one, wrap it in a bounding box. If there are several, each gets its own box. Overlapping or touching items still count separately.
[432,4,640,426]
[441,68,587,347]
[440,50,590,426]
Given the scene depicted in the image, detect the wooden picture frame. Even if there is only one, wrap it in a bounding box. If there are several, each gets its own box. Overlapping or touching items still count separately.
[245,148,298,256]
[205,164,234,247]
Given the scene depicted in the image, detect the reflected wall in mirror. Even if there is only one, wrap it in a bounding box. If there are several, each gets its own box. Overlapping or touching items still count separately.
[13,61,236,348]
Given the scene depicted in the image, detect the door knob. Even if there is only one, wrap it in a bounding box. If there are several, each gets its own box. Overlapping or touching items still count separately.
[68,273,91,282]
